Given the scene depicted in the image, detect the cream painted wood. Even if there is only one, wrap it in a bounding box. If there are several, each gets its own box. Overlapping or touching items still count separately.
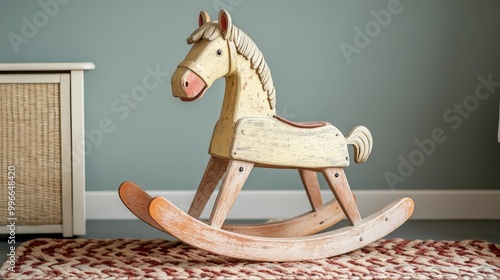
[0,74,61,83]
[60,74,73,237]
[70,69,87,236]
[231,118,350,168]
[120,10,413,261]
[0,62,95,71]
[207,53,275,158]
[0,63,93,236]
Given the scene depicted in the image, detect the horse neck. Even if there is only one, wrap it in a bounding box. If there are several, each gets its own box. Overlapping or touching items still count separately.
[219,54,275,123]
[209,54,276,158]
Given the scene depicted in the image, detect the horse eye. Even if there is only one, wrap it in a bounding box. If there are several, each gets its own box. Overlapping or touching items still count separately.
[216,49,223,57]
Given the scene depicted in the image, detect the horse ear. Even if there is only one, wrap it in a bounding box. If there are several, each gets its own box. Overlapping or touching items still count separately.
[218,10,232,39]
[199,11,210,27]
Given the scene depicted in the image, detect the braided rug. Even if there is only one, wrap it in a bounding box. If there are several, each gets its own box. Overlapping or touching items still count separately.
[1,238,499,279]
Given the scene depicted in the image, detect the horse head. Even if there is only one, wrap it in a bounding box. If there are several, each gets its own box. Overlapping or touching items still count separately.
[171,10,236,102]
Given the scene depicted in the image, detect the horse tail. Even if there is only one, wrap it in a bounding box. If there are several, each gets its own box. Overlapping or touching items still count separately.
[345,126,373,163]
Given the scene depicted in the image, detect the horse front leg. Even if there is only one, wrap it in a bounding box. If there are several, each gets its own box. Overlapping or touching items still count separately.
[208,160,254,228]
[188,156,229,219]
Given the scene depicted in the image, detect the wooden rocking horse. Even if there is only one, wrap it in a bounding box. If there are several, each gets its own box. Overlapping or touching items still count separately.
[119,10,414,261]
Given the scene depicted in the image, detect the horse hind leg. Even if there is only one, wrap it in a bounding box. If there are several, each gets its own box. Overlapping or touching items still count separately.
[298,169,323,211]
[322,167,362,226]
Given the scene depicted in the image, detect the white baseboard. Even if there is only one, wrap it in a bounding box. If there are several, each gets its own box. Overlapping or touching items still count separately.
[86,190,500,220]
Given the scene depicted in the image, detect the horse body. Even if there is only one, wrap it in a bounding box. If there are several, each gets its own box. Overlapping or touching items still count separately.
[231,117,350,168]
[171,11,372,167]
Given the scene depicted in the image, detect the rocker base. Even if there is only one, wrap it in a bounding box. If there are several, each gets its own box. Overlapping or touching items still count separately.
[149,195,414,261]
[119,181,414,261]
[118,181,347,237]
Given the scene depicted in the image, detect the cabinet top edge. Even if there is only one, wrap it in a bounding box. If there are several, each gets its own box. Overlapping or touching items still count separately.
[0,63,95,71]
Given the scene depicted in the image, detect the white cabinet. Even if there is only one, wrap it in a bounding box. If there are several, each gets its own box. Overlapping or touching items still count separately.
[0,63,94,237]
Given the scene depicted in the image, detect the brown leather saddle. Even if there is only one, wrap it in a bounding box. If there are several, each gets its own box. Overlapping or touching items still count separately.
[274,115,329,129]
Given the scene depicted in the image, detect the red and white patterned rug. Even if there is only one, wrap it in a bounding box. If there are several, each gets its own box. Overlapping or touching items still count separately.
[1,238,499,279]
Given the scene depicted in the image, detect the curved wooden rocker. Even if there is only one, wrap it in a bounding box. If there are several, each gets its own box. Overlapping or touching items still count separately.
[119,10,414,261]
[119,181,347,238]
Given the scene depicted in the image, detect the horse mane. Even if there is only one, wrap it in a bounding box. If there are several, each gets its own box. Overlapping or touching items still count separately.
[187,22,276,109]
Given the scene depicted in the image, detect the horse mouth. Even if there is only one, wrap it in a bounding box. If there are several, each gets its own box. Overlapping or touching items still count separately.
[180,85,207,102]
[172,68,208,102]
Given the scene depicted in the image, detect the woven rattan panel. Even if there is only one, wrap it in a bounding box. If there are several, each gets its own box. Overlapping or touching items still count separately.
[0,83,62,225]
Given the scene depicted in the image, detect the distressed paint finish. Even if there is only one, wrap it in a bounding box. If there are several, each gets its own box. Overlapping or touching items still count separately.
[208,54,275,158]
[119,9,414,262]
[188,157,229,219]
[299,169,323,211]
[230,118,350,168]
[149,196,415,261]
[323,167,362,226]
[119,181,348,237]
[119,182,163,232]
[208,160,254,228]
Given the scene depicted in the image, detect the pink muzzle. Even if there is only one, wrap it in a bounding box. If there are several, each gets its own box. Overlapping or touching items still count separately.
[171,60,211,102]
[171,68,207,101]
[180,70,206,101]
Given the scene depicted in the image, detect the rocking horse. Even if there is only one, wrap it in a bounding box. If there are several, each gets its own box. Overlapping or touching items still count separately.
[119,10,414,261]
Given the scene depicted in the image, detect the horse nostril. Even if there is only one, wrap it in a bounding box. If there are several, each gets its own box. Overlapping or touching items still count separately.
[184,81,189,87]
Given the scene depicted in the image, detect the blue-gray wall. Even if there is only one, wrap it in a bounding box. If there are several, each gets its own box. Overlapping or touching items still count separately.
[1,0,499,191]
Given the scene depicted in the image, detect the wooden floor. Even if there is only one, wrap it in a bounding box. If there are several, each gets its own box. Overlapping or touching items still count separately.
[1,220,500,265]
